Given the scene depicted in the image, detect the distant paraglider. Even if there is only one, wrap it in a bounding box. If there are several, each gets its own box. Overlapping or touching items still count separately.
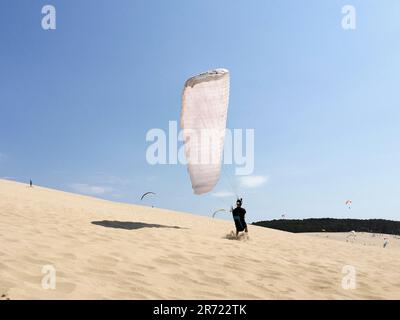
[383,238,389,248]
[140,192,156,201]
[345,200,352,209]
[212,208,227,218]
[346,230,356,242]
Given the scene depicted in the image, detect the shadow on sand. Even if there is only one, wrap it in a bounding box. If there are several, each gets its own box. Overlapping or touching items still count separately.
[91,220,184,230]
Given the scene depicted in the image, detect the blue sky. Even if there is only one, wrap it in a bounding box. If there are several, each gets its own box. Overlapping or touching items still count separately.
[1,0,400,222]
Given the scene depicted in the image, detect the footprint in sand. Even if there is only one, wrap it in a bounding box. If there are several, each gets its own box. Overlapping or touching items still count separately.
[225,231,250,241]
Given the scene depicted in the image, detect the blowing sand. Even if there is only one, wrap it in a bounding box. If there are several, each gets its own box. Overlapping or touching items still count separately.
[1,179,400,299]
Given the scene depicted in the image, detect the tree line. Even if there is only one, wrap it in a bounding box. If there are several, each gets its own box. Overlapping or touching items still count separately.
[252,218,400,235]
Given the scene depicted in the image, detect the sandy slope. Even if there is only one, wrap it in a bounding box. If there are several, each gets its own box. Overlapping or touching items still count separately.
[0,179,399,300]
[306,232,400,251]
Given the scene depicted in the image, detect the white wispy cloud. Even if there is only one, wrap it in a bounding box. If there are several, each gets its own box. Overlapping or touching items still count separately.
[94,172,132,185]
[211,191,235,198]
[1,177,16,181]
[70,183,113,195]
[237,175,268,189]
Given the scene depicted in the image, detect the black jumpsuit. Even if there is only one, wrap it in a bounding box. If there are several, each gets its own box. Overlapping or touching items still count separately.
[232,207,247,232]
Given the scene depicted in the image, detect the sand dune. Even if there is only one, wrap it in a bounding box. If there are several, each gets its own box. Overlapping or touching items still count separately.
[1,179,399,299]
[306,232,400,251]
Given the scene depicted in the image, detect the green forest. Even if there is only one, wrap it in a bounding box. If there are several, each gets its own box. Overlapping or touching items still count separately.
[252,218,400,235]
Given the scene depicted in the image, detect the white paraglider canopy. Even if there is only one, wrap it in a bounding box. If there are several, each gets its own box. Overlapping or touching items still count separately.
[181,68,230,195]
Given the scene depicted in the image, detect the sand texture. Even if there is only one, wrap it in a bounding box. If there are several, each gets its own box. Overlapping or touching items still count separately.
[1,179,399,300]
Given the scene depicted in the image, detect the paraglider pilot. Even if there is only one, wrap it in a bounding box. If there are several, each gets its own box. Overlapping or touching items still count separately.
[232,198,248,238]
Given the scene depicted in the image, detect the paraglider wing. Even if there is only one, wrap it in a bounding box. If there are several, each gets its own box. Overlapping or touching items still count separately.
[212,208,227,218]
[140,192,156,201]
[181,69,230,195]
[345,200,352,209]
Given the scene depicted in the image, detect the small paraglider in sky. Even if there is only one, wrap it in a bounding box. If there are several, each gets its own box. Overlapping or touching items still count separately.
[140,191,156,201]
[345,200,352,209]
[212,208,227,218]
[281,214,286,219]
[140,192,156,207]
